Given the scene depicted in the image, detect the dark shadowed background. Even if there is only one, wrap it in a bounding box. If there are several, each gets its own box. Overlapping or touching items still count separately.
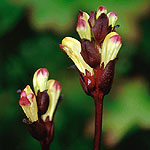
[0,0,150,149]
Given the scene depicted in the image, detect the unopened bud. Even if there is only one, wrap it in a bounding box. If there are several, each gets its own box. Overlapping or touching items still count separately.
[33,68,49,95]
[80,39,100,68]
[92,13,108,44]
[96,6,107,19]
[107,12,118,27]
[36,90,49,116]
[76,11,91,41]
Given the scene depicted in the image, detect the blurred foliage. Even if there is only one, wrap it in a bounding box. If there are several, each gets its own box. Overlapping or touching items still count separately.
[0,0,150,150]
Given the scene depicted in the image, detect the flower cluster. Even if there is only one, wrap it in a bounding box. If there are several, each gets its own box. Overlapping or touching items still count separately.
[60,6,122,96]
[19,68,61,144]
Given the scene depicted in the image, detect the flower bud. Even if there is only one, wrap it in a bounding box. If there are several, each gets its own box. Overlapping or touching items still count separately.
[33,68,49,95]
[76,11,91,41]
[92,13,108,44]
[19,85,38,122]
[101,32,122,67]
[107,12,118,27]
[80,39,100,68]
[99,59,117,95]
[42,80,62,121]
[96,6,107,19]
[36,90,49,116]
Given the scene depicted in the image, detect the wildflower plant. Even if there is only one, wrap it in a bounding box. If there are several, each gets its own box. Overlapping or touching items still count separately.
[60,6,122,150]
[19,68,61,150]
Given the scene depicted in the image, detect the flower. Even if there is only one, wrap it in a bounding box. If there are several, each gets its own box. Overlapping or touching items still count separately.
[19,68,62,122]
[60,5,122,96]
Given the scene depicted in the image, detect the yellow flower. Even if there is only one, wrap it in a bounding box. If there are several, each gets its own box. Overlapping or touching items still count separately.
[19,85,38,122]
[101,32,122,67]
[60,37,94,75]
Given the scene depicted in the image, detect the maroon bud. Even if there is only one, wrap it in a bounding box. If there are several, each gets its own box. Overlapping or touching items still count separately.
[88,10,96,27]
[92,13,108,44]
[27,117,54,144]
[36,90,49,116]
[99,58,117,95]
[27,119,47,141]
[80,39,100,68]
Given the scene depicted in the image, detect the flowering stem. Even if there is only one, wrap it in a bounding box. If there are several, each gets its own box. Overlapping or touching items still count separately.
[40,141,50,150]
[93,92,104,150]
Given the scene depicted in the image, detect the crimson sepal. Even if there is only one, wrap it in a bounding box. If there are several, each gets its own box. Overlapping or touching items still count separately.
[88,10,96,27]
[84,70,95,91]
[98,58,118,95]
[80,39,100,68]
[27,117,54,143]
[36,90,49,116]
[92,13,108,44]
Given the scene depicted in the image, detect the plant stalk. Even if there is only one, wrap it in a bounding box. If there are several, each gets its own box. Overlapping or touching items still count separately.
[94,92,104,150]
[40,142,50,150]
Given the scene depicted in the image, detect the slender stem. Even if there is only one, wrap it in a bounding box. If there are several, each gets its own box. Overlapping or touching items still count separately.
[94,92,104,150]
[40,142,50,150]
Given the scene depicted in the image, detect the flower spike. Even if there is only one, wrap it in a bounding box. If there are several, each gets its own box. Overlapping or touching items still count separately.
[60,5,122,150]
[19,68,62,149]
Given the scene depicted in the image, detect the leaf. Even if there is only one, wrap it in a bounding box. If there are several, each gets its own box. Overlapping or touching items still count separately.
[103,78,150,146]
[0,0,23,36]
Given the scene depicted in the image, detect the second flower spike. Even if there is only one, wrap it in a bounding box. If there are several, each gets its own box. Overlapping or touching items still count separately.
[19,68,62,148]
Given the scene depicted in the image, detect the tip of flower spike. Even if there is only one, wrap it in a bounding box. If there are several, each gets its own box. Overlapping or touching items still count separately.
[36,68,49,77]
[33,68,49,94]
[98,6,107,12]
[96,6,107,19]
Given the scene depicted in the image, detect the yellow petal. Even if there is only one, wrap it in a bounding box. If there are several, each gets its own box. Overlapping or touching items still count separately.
[60,37,93,75]
[76,11,91,40]
[101,32,122,67]
[33,68,49,95]
[19,85,38,122]
[107,12,118,27]
[42,80,61,121]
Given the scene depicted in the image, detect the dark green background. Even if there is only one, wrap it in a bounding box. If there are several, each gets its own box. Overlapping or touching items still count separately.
[0,0,150,149]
